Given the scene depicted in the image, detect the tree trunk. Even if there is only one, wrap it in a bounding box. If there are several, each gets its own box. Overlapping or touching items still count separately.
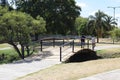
[96,29,102,43]
[26,45,30,56]
[8,42,23,59]
[97,36,99,43]
[25,44,34,57]
[35,33,39,41]
[21,45,25,59]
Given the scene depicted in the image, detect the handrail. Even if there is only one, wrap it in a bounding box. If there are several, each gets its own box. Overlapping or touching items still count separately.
[40,38,65,51]
[60,40,74,62]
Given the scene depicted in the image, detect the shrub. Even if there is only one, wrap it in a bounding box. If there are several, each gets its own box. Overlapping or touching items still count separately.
[0,53,20,64]
[65,49,101,63]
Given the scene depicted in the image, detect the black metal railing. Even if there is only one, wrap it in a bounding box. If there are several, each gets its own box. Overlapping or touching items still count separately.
[59,40,74,62]
[40,38,65,51]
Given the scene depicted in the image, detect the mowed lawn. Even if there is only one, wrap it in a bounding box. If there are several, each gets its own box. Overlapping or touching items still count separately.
[18,57,120,80]
[0,43,12,48]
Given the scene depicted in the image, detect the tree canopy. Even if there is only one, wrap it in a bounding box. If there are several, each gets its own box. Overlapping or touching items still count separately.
[0,6,46,59]
[109,28,120,41]
[15,0,81,35]
[75,17,88,35]
[87,10,116,42]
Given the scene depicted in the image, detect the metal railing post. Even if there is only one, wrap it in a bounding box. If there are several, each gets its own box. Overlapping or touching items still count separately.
[72,40,74,53]
[87,39,89,49]
[60,47,62,62]
[53,38,55,47]
[40,40,43,51]
[63,39,64,47]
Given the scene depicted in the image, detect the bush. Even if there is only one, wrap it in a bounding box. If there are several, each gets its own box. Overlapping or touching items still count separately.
[65,49,101,63]
[0,49,21,64]
[0,53,20,64]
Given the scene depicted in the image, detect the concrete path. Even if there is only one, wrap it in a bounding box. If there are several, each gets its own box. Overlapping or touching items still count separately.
[79,69,120,80]
[0,59,60,80]
[95,45,120,51]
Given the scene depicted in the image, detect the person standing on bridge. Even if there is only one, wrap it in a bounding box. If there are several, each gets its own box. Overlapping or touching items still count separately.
[81,35,86,48]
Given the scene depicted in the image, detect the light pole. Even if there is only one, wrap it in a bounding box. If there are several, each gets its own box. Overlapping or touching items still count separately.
[108,6,120,22]
[108,6,120,44]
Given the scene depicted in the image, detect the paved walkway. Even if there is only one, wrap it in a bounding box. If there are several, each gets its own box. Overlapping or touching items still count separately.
[0,44,120,80]
[0,59,60,80]
[79,69,120,80]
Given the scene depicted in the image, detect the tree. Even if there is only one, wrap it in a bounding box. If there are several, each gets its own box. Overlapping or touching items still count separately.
[0,10,46,59]
[88,10,109,42]
[15,0,81,35]
[74,17,88,35]
[109,28,120,44]
[0,6,8,16]
[102,15,117,37]
[86,20,96,36]
[31,16,46,40]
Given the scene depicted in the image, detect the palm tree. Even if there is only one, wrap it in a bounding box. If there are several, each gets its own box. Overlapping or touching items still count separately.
[86,19,96,35]
[104,15,117,30]
[88,10,108,43]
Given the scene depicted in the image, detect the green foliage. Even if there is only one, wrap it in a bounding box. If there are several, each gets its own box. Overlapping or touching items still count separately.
[0,6,46,59]
[0,49,20,64]
[15,0,81,35]
[75,17,88,35]
[0,11,32,43]
[0,6,8,16]
[31,16,46,34]
[87,10,116,42]
[109,28,120,41]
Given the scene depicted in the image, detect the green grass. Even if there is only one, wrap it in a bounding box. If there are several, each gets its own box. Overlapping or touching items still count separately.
[0,48,37,64]
[97,48,120,58]
[0,43,12,48]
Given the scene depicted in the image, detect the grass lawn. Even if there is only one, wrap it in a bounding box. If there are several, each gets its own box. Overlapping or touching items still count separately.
[0,43,12,48]
[17,47,120,80]
[17,58,120,80]
[97,48,120,58]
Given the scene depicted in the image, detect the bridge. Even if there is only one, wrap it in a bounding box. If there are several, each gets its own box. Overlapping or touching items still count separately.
[29,37,93,62]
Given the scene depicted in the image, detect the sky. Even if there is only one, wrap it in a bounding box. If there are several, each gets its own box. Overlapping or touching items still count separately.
[75,0,120,25]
